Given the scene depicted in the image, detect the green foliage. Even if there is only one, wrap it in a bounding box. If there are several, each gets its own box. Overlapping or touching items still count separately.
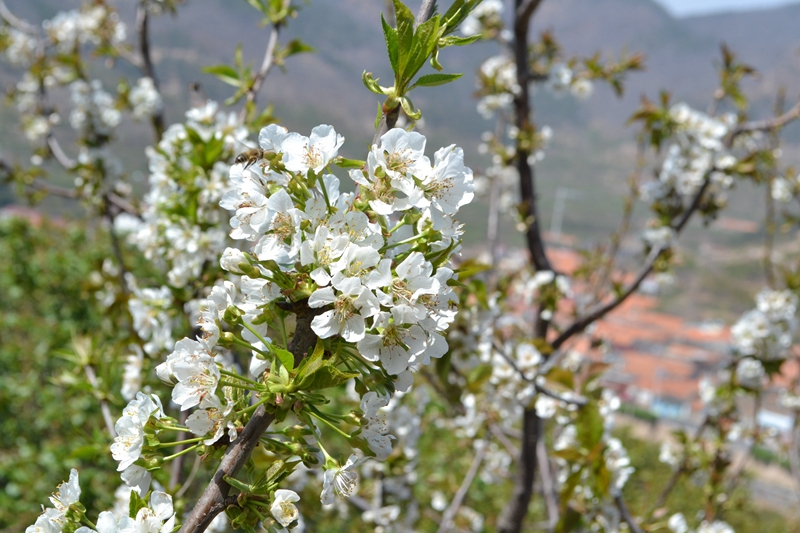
[0,218,124,529]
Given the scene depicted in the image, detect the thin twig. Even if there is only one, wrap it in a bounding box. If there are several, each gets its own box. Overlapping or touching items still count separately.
[135,1,164,139]
[415,0,437,26]
[241,0,287,121]
[47,134,76,169]
[175,455,202,500]
[489,422,518,457]
[729,97,800,140]
[615,494,646,533]
[536,431,558,531]
[436,433,489,533]
[84,365,116,439]
[549,175,713,353]
[0,0,38,34]
[492,341,588,406]
[649,417,709,516]
[169,411,190,492]
[178,306,320,533]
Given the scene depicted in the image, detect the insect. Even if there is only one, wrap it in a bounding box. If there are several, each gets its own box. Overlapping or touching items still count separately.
[233,139,275,170]
[234,147,274,170]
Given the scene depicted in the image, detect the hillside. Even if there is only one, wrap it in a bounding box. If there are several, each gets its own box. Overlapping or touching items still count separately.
[2,0,800,319]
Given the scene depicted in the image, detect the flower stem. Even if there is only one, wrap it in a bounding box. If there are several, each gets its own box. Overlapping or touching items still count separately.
[218,380,257,391]
[241,321,274,352]
[219,368,263,388]
[157,437,205,448]
[163,443,202,462]
[238,396,271,416]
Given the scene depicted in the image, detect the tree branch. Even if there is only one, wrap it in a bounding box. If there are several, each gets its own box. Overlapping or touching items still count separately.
[84,364,116,439]
[729,96,800,140]
[492,342,588,406]
[550,175,712,352]
[614,494,645,533]
[0,0,38,34]
[536,430,558,531]
[136,1,165,139]
[497,410,541,533]
[415,0,437,26]
[512,0,550,273]
[178,302,320,533]
[435,433,488,533]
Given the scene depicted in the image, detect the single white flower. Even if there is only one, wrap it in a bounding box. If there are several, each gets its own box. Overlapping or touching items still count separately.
[270,489,300,527]
[321,454,364,505]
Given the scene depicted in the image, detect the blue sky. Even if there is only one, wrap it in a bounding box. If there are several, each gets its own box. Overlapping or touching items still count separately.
[653,0,799,17]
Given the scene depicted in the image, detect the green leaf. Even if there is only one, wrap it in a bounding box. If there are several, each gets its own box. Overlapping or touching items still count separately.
[201,65,241,87]
[466,364,493,392]
[393,0,415,83]
[203,136,225,168]
[399,96,421,120]
[403,15,440,82]
[273,346,295,370]
[301,365,359,391]
[362,71,385,95]
[283,39,314,57]
[381,14,399,76]
[441,0,483,35]
[439,34,481,47]
[244,0,270,16]
[295,339,325,381]
[129,489,148,518]
[454,259,491,280]
[409,72,462,90]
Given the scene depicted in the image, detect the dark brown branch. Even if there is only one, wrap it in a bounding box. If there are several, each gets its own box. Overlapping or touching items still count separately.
[516,0,543,24]
[178,302,320,533]
[497,3,549,532]
[497,410,541,533]
[512,0,549,273]
[614,494,645,533]
[136,2,164,139]
[550,176,712,352]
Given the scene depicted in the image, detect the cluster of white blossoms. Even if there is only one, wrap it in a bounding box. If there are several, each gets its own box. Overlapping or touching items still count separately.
[110,392,165,495]
[476,55,519,118]
[126,279,176,356]
[129,77,163,121]
[460,0,506,38]
[730,288,798,388]
[109,123,474,523]
[25,468,176,533]
[25,469,82,533]
[1,27,37,67]
[130,101,248,288]
[649,103,737,199]
[771,172,800,202]
[219,125,471,382]
[43,5,126,54]
[732,288,797,359]
[69,79,122,135]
